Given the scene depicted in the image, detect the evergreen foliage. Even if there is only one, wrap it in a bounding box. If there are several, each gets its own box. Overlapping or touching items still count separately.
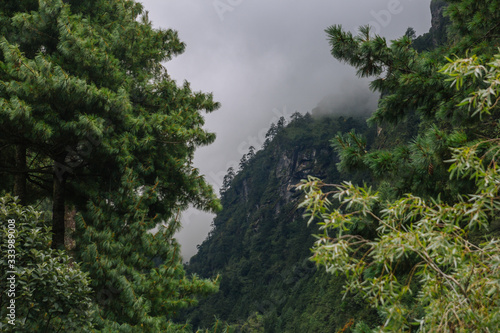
[3,0,499,331]
[325,0,500,201]
[0,0,220,330]
[76,169,219,331]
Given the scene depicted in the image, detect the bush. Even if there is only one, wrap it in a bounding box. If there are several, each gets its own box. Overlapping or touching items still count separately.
[0,195,94,332]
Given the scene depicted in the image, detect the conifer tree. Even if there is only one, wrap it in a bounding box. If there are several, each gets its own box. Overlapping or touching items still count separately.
[324,0,500,199]
[300,51,500,331]
[1,0,221,329]
[76,169,219,331]
[246,146,256,161]
[239,154,248,170]
[220,167,235,197]
[276,116,287,129]
[290,111,303,122]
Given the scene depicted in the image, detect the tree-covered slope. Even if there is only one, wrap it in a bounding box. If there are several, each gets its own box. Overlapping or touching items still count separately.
[185,113,380,331]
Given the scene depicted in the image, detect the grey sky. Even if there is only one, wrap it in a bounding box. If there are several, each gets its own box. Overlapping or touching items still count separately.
[139,0,432,260]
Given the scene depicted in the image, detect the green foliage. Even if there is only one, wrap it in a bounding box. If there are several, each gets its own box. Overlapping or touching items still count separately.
[0,0,221,240]
[301,1,500,331]
[300,50,500,332]
[326,0,499,128]
[445,0,500,55]
[0,195,93,332]
[325,0,500,202]
[441,52,500,117]
[332,130,368,174]
[75,169,219,332]
[300,143,500,331]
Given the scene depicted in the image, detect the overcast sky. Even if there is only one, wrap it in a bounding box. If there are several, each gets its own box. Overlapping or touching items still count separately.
[139,0,433,260]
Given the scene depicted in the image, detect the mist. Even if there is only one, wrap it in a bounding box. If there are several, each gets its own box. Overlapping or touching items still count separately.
[312,79,380,118]
[139,0,433,260]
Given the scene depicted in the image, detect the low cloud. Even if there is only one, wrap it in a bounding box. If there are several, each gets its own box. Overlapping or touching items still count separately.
[312,79,379,118]
[140,0,433,260]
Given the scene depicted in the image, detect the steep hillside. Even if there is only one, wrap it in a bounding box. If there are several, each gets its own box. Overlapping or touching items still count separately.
[184,114,379,331]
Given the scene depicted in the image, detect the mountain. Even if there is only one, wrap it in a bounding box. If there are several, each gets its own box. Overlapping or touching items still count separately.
[184,113,379,332]
[183,2,452,331]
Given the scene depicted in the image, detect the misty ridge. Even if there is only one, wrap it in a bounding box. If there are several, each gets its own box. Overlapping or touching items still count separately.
[311,80,379,118]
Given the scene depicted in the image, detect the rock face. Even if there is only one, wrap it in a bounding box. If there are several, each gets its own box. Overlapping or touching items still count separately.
[413,0,450,52]
[274,148,325,203]
[429,0,450,46]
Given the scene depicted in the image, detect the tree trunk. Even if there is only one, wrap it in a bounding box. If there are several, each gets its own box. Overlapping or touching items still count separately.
[13,144,27,205]
[52,162,67,249]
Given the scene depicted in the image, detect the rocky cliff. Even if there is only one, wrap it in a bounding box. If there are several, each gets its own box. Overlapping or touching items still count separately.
[413,0,449,52]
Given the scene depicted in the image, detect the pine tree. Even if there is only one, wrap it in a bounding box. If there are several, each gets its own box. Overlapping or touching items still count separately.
[220,167,236,197]
[76,169,219,331]
[1,0,221,329]
[263,123,278,148]
[324,0,500,199]
[239,154,248,170]
[299,53,500,330]
[0,0,220,247]
[246,146,256,161]
[276,116,287,129]
[290,111,303,122]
